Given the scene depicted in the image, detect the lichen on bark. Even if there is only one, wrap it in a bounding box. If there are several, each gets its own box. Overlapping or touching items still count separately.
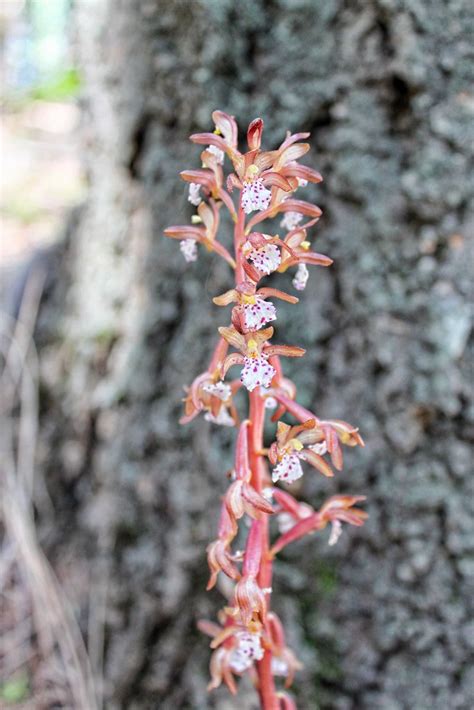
[34,1,473,708]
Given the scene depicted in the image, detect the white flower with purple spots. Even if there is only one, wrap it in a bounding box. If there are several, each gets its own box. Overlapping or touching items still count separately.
[242,297,277,330]
[188,182,201,206]
[248,244,281,275]
[272,453,304,484]
[280,211,303,231]
[241,178,272,214]
[179,239,198,262]
[292,263,309,291]
[240,356,276,392]
[229,632,264,673]
[207,144,225,164]
[202,381,232,401]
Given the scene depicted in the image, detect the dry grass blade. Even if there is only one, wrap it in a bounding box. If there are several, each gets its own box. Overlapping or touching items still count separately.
[0,269,99,710]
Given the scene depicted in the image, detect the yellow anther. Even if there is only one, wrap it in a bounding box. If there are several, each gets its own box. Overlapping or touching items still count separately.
[247,339,259,357]
[213,127,221,135]
[289,438,304,452]
[246,164,259,179]
[248,619,263,634]
[191,215,202,224]
[241,294,256,305]
[301,241,311,251]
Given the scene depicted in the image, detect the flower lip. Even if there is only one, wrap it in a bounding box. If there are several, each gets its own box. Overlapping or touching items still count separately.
[248,243,281,275]
[241,177,272,215]
[240,356,276,392]
[180,239,198,263]
[241,297,277,331]
[229,631,264,673]
[272,453,304,484]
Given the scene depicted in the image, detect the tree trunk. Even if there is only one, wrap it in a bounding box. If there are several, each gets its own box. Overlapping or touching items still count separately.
[35,1,473,708]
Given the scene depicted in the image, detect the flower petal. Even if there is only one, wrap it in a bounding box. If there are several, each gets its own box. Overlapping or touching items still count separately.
[213,289,239,306]
[262,172,294,191]
[257,287,299,304]
[218,326,246,351]
[240,356,276,392]
[298,449,334,477]
[221,353,245,379]
[264,345,306,359]
[283,164,323,184]
[297,251,333,267]
[272,454,304,484]
[212,110,238,147]
[242,483,275,516]
[242,297,277,330]
[164,225,204,241]
[270,513,323,557]
[190,132,230,154]
[241,178,272,214]
[247,117,264,150]
[248,244,281,275]
[273,143,310,171]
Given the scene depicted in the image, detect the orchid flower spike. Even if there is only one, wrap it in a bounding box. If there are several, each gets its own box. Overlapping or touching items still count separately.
[165,111,367,708]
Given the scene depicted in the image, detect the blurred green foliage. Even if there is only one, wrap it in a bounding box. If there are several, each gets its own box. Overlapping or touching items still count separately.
[0,673,29,704]
[29,67,81,101]
[317,560,338,597]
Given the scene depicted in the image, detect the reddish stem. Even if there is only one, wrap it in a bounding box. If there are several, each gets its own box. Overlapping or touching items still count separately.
[235,191,279,710]
[249,390,278,709]
[234,206,246,283]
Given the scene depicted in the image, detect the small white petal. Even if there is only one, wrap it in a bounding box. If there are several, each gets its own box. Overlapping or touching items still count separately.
[229,653,252,673]
[179,239,198,262]
[272,453,304,484]
[310,441,327,456]
[277,512,296,534]
[249,244,281,275]
[280,211,303,231]
[240,356,276,392]
[328,520,343,546]
[187,182,201,206]
[229,632,265,673]
[271,656,289,677]
[242,297,277,330]
[204,408,234,427]
[277,501,312,533]
[241,178,272,214]
[292,263,309,291]
[207,144,225,164]
[262,487,274,502]
[264,396,278,410]
[202,381,232,401]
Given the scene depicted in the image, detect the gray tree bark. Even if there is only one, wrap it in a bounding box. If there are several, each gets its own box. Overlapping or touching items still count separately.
[36,1,473,708]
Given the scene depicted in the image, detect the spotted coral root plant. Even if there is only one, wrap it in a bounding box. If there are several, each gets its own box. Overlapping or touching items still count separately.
[164,111,367,709]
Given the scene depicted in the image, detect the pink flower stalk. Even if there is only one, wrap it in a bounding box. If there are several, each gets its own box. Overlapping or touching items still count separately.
[164,111,367,709]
